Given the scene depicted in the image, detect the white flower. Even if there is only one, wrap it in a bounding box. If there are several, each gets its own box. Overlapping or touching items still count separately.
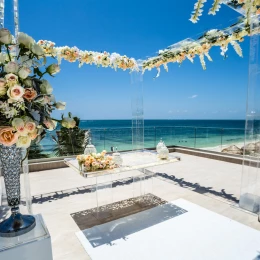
[7,85,25,101]
[12,117,24,129]
[4,61,19,73]
[0,53,7,64]
[18,67,31,79]
[18,32,34,48]
[12,118,28,136]
[61,117,76,128]
[49,94,56,103]
[55,101,66,110]
[0,78,6,96]
[40,79,53,94]
[5,73,18,87]
[17,136,31,148]
[30,42,44,56]
[0,28,12,44]
[46,64,60,75]
[20,55,33,67]
[43,118,57,131]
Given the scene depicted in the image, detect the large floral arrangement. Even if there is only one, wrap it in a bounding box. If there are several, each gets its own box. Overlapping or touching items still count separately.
[0,29,76,149]
[77,150,117,172]
[142,17,259,76]
[190,0,260,24]
[37,40,139,72]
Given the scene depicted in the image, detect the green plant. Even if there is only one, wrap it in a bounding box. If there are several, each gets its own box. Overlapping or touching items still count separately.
[51,117,90,157]
[28,144,49,159]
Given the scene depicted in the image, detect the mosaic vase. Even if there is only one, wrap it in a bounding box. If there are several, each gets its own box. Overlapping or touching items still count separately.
[0,144,35,237]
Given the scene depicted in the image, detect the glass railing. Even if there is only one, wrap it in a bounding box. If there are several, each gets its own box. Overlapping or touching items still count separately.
[29,126,247,160]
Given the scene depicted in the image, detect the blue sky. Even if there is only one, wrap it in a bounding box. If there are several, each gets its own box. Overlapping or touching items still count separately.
[10,1,249,119]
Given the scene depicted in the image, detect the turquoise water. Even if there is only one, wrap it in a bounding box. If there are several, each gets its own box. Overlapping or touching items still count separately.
[39,120,246,156]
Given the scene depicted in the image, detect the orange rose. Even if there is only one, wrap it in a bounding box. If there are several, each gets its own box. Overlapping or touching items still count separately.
[0,127,19,146]
[23,88,37,101]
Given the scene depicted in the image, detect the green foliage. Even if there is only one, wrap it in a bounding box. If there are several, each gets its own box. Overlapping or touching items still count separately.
[51,120,90,157]
[28,144,49,159]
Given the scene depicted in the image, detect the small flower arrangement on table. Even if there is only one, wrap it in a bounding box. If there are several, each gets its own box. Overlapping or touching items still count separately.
[77,150,117,172]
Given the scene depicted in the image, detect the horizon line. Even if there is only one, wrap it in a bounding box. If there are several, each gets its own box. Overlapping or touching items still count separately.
[79,118,246,121]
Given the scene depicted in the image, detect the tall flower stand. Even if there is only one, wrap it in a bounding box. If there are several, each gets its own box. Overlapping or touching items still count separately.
[0,152,53,259]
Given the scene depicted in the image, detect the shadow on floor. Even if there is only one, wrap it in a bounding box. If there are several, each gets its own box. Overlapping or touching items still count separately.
[82,201,187,248]
[32,177,135,204]
[157,172,239,204]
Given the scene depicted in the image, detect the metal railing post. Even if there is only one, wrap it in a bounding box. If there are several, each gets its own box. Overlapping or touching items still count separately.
[104,128,106,150]
[194,127,197,148]
[154,127,156,148]
[221,128,223,150]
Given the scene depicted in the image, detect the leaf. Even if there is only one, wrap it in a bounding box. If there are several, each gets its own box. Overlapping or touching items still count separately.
[33,67,43,77]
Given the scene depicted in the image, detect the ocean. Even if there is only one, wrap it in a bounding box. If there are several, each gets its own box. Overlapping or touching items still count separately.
[40,120,246,157]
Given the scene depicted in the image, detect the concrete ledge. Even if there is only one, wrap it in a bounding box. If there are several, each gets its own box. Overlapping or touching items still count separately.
[27,146,260,172]
[172,146,259,167]
[29,160,68,172]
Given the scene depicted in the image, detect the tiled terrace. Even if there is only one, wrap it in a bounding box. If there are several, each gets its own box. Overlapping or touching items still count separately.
[10,152,260,259]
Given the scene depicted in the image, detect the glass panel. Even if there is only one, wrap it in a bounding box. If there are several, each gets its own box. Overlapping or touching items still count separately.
[133,175,145,199]
[131,71,144,151]
[240,15,260,213]
[90,129,105,152]
[172,127,196,148]
[144,127,156,149]
[195,127,222,151]
[154,127,174,147]
[102,128,132,152]
[95,174,113,219]
[221,128,245,152]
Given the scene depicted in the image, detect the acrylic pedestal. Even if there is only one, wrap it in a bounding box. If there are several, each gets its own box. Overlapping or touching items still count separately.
[0,214,53,260]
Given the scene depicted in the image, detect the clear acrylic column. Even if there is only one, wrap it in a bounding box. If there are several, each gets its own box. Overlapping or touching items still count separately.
[131,71,144,151]
[239,15,260,213]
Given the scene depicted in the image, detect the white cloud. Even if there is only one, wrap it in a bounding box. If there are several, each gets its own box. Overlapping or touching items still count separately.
[189,94,198,99]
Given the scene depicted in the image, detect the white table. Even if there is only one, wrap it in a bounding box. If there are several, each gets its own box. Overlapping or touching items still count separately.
[0,214,53,260]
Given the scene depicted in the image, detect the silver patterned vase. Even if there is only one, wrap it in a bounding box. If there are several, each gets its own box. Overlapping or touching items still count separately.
[0,144,36,237]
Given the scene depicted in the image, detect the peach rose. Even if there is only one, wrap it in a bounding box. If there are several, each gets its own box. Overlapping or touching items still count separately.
[0,127,19,146]
[23,88,37,101]
[28,131,38,140]
[25,121,36,133]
